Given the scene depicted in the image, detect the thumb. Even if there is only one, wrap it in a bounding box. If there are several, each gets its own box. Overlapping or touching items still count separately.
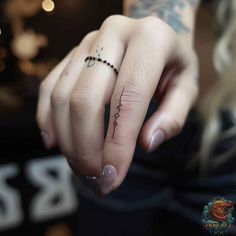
[140,68,198,153]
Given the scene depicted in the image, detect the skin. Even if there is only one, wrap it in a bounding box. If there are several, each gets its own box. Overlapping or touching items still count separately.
[37,0,200,194]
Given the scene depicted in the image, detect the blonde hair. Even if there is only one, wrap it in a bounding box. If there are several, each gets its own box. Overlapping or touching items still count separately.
[197,0,236,174]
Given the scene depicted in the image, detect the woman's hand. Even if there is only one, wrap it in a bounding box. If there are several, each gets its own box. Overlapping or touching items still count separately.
[37,15,199,194]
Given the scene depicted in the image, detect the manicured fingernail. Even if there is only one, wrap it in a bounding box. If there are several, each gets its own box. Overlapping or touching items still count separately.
[41,131,52,149]
[100,165,117,195]
[67,159,80,175]
[148,129,165,153]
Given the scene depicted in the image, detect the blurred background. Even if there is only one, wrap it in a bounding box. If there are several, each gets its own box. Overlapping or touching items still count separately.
[0,0,216,235]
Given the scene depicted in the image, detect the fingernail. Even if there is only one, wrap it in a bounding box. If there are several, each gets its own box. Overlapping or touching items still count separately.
[148,129,165,153]
[67,159,80,175]
[41,131,52,149]
[100,165,117,195]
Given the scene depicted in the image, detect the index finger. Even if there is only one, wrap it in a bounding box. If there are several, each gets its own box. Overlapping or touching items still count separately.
[100,23,174,194]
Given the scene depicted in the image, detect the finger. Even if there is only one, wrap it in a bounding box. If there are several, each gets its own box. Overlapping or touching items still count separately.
[37,48,76,148]
[100,20,175,194]
[69,17,129,176]
[50,32,96,159]
[140,67,199,153]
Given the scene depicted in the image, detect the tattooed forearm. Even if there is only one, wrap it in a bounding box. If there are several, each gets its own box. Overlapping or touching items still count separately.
[129,0,200,34]
[112,87,125,138]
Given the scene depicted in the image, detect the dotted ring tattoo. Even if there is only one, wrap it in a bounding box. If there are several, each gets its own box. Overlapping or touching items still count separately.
[85,56,119,74]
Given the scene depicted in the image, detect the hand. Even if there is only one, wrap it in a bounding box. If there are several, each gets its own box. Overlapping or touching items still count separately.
[37,15,199,194]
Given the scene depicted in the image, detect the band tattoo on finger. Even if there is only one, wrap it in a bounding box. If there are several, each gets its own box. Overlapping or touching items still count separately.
[96,47,104,57]
[86,47,103,68]
[112,87,125,139]
[87,58,96,67]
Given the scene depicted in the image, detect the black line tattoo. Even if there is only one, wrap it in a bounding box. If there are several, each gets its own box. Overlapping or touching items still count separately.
[87,58,96,67]
[112,87,125,138]
[86,47,103,68]
[129,0,199,34]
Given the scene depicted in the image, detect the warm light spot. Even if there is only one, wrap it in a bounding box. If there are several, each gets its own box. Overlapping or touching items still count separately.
[42,0,55,12]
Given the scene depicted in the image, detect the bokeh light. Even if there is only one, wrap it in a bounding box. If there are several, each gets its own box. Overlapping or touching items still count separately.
[42,0,55,12]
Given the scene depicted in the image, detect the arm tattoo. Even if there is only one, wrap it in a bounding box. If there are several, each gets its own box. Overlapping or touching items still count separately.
[129,0,200,34]
[112,87,125,138]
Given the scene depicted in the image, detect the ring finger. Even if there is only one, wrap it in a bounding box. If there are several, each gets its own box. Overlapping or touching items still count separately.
[50,32,97,158]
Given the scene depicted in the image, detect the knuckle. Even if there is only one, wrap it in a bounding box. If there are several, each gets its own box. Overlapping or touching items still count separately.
[162,113,184,136]
[134,17,175,51]
[82,30,98,43]
[104,139,127,149]
[168,116,183,135]
[102,15,124,29]
[51,87,68,108]
[70,88,97,114]
[136,16,162,35]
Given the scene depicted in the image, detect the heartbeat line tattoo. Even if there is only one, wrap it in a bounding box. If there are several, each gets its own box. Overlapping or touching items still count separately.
[86,47,103,68]
[112,87,125,139]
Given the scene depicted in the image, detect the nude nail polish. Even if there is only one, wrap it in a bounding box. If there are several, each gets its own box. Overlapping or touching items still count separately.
[148,129,165,153]
[41,131,51,149]
[100,165,117,195]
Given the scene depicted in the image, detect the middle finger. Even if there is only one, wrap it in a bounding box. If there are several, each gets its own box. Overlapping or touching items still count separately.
[69,29,126,176]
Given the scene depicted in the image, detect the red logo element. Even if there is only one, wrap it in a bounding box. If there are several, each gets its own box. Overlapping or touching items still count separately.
[210,199,234,222]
